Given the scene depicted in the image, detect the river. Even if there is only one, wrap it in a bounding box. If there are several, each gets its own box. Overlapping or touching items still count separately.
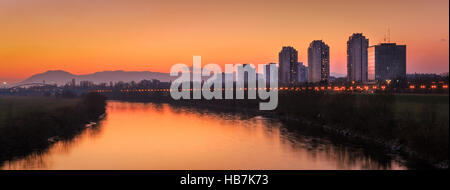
[1,101,407,170]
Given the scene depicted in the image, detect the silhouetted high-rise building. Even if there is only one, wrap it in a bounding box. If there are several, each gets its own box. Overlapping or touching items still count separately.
[368,47,375,81]
[238,64,256,84]
[347,33,369,83]
[368,43,406,81]
[278,46,298,85]
[308,40,330,83]
[265,62,277,84]
[297,62,308,83]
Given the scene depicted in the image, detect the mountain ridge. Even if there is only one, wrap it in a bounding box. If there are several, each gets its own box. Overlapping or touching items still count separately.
[20,70,173,86]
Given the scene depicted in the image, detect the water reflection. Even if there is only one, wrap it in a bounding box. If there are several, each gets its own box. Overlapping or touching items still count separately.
[1,101,406,170]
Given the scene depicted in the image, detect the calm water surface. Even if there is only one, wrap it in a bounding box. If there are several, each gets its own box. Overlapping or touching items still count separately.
[2,101,407,170]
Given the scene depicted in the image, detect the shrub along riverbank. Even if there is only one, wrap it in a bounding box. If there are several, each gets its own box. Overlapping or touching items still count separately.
[114,92,449,168]
[0,93,106,162]
[276,93,448,168]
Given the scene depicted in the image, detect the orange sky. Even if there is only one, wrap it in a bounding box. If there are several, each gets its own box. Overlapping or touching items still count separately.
[0,0,448,81]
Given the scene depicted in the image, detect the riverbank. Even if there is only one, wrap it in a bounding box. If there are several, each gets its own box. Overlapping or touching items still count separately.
[113,92,449,169]
[0,93,106,163]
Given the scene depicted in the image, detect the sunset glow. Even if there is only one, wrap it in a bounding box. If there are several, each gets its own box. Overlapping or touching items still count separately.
[0,0,448,81]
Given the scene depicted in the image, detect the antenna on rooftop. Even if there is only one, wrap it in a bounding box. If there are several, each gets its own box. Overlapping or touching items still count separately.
[383,25,391,43]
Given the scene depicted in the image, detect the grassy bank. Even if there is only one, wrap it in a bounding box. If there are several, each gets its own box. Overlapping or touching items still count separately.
[0,93,106,162]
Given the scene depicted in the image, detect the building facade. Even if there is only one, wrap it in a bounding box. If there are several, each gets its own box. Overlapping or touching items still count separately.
[265,62,277,84]
[237,64,256,84]
[368,43,406,81]
[347,33,369,83]
[297,62,308,83]
[278,46,298,85]
[308,40,330,83]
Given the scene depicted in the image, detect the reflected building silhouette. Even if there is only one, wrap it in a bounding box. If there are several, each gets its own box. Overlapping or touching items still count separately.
[1,101,408,170]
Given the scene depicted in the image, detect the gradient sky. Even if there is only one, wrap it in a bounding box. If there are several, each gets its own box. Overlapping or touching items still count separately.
[0,0,448,82]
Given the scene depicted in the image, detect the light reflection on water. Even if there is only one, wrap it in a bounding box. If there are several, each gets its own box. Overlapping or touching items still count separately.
[1,101,406,170]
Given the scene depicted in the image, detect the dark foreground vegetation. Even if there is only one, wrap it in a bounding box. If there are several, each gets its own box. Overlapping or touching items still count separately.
[0,93,106,163]
[276,93,448,168]
[114,91,449,168]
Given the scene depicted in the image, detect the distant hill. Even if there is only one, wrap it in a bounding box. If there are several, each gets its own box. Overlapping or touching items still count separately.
[18,70,344,86]
[19,70,173,86]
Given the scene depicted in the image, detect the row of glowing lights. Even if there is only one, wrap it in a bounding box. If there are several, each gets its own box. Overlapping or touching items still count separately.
[409,85,448,89]
[90,84,449,93]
